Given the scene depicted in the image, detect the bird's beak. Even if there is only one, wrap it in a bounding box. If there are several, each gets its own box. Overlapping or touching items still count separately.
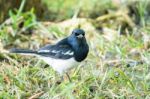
[77,34,83,39]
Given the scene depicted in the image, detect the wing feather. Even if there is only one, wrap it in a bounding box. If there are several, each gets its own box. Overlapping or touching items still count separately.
[37,44,74,59]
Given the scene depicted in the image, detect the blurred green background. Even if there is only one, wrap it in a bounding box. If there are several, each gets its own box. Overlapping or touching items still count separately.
[1,0,149,23]
[0,0,115,22]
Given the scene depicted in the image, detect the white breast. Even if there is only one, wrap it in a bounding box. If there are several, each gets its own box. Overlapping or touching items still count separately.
[40,57,79,75]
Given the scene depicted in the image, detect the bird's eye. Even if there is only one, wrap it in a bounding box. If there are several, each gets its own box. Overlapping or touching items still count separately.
[75,32,79,36]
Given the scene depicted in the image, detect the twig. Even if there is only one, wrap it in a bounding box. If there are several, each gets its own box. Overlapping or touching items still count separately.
[96,11,124,21]
[96,10,135,28]
[28,91,44,99]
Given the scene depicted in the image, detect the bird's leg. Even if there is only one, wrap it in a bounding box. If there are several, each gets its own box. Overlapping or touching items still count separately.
[66,72,72,82]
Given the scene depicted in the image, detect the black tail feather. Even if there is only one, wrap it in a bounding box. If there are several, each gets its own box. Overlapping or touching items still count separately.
[9,48,37,54]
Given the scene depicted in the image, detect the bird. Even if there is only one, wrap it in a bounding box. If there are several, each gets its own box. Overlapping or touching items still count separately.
[10,29,89,82]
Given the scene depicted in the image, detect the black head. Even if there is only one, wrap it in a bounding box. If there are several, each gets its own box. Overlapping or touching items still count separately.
[72,29,85,39]
[67,29,89,62]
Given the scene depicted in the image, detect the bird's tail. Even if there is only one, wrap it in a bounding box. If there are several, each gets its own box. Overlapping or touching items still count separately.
[9,48,37,56]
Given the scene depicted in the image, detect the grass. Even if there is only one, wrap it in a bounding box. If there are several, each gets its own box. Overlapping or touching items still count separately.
[0,0,150,98]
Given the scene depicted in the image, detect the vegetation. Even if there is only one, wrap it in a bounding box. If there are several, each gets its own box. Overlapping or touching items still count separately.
[0,0,150,98]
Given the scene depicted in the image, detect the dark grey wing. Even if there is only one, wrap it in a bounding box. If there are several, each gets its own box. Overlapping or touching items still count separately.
[37,44,74,59]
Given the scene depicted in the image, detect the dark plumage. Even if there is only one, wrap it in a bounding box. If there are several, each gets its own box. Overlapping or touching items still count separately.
[10,29,89,81]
